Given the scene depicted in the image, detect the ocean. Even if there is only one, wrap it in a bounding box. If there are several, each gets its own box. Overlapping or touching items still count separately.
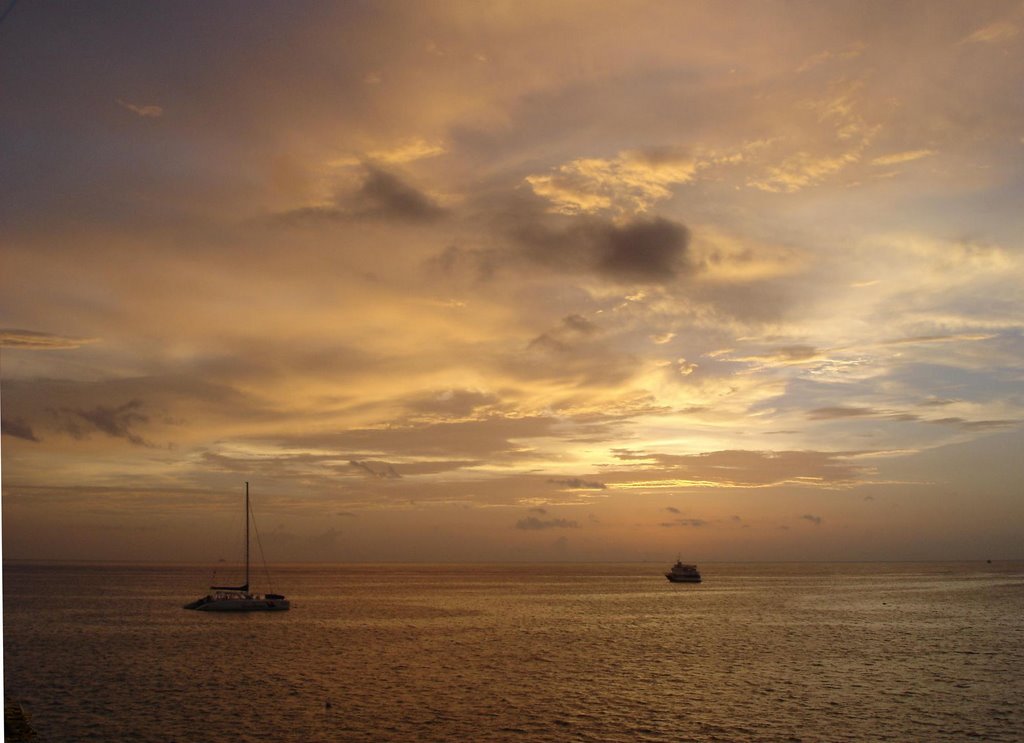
[4,561,1023,742]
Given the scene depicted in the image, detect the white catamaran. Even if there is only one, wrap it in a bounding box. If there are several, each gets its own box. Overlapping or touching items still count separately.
[184,482,290,612]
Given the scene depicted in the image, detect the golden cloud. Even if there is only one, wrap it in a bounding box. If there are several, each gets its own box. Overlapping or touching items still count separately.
[871,149,936,166]
[526,147,698,216]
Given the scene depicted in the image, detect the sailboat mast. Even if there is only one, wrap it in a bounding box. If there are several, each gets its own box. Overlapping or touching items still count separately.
[245,481,250,591]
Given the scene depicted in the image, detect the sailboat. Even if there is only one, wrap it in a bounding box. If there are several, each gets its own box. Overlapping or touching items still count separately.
[183,482,290,611]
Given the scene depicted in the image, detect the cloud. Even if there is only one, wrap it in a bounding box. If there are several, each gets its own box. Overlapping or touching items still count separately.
[116,99,164,118]
[404,388,500,419]
[439,188,706,289]
[2,417,40,442]
[280,415,560,460]
[279,166,445,224]
[526,146,698,216]
[428,244,499,283]
[660,518,708,528]
[548,477,607,490]
[515,516,580,530]
[927,418,1017,432]
[366,138,446,164]
[514,215,694,284]
[665,506,681,514]
[800,514,823,526]
[748,150,861,193]
[880,333,995,347]
[805,405,1014,431]
[608,448,870,488]
[807,406,922,424]
[349,460,401,479]
[772,345,822,361]
[353,167,446,221]
[58,399,151,446]
[529,314,600,352]
[959,21,1019,45]
[735,345,824,365]
[0,329,98,349]
[807,406,875,420]
[871,149,936,166]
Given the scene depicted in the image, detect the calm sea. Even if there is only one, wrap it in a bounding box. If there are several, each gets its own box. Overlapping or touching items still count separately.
[4,561,1023,742]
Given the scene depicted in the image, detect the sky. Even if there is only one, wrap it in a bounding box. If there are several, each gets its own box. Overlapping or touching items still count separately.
[2,0,1023,563]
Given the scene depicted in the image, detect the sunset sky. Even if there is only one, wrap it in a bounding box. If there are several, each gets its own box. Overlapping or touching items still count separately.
[2,1,1022,563]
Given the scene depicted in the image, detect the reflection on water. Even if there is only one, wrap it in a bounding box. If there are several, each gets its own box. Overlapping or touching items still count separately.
[4,562,1024,741]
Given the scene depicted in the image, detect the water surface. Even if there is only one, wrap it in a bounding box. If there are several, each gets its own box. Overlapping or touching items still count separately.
[4,561,1023,741]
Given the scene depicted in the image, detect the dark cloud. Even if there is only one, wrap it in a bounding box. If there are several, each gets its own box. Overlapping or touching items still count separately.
[547,477,607,490]
[427,244,500,283]
[354,166,446,222]
[3,376,276,447]
[515,215,693,284]
[665,506,681,514]
[2,417,40,442]
[529,314,600,353]
[660,518,708,528]
[58,399,151,446]
[800,514,823,526]
[278,166,445,224]
[597,218,692,282]
[515,516,581,530]
[562,314,597,334]
[349,460,401,479]
[807,406,876,420]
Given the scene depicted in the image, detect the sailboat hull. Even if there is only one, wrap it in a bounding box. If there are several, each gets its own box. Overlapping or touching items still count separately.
[184,595,290,611]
